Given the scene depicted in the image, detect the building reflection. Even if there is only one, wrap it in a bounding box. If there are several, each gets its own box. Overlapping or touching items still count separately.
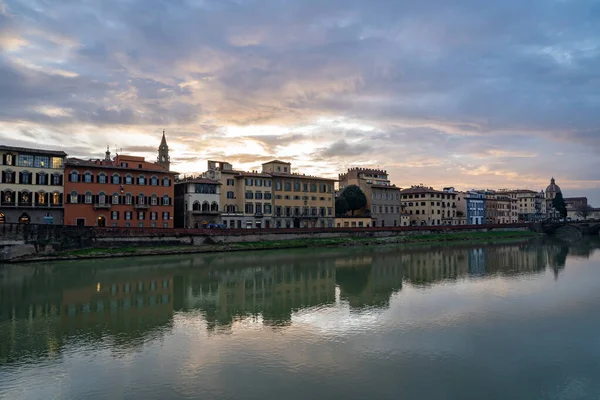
[1,237,599,364]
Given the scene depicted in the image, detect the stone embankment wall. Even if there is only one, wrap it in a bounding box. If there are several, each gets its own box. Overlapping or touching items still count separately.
[0,223,531,262]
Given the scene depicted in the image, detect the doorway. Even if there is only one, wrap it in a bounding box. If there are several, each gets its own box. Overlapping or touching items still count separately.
[97,216,106,227]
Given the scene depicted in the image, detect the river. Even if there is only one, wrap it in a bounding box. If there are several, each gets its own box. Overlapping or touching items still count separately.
[1,238,600,400]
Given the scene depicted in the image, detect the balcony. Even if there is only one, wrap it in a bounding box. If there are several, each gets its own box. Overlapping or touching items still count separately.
[254,212,264,218]
[94,203,111,210]
[134,203,150,210]
[192,209,220,215]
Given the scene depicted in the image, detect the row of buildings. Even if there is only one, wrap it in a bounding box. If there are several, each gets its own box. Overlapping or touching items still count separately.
[0,133,593,228]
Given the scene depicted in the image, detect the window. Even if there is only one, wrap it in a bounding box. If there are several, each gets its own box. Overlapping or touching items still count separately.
[51,157,63,169]
[52,174,61,185]
[138,222,144,227]
[34,156,49,168]
[125,175,133,185]
[98,173,107,184]
[150,212,157,220]
[125,194,132,204]
[150,176,158,186]
[162,177,170,186]
[151,195,158,205]
[5,154,13,165]
[226,179,234,186]
[138,211,145,220]
[264,204,272,214]
[255,179,262,186]
[163,222,169,228]
[85,192,93,204]
[112,194,119,204]
[246,178,253,186]
[245,191,254,199]
[162,212,170,220]
[125,211,132,220]
[245,203,254,214]
[138,175,146,185]
[255,192,263,200]
[17,154,34,167]
[53,192,60,205]
[138,194,145,205]
[310,184,317,192]
[69,171,79,182]
[111,211,119,220]
[264,192,272,200]
[84,172,92,183]
[162,195,170,206]
[284,181,291,191]
[70,191,78,203]
[275,180,282,190]
[294,182,301,191]
[21,172,30,184]
[265,180,272,187]
[98,193,106,204]
[38,173,47,185]
[112,174,120,184]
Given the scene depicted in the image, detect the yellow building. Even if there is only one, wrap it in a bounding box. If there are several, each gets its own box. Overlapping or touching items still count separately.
[263,160,335,228]
[499,189,546,222]
[203,159,334,228]
[400,185,458,226]
[334,217,373,228]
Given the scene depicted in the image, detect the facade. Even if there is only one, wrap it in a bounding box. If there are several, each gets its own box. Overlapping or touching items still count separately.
[0,145,66,225]
[64,152,176,228]
[335,217,373,228]
[465,191,486,225]
[485,191,518,224]
[400,185,458,226]
[264,161,335,228]
[174,177,221,228]
[500,189,546,222]
[443,187,467,225]
[338,168,403,227]
[205,161,274,229]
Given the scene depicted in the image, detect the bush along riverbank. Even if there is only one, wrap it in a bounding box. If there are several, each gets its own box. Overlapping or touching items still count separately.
[8,230,539,263]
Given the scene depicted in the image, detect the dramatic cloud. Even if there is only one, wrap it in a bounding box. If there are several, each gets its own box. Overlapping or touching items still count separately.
[0,0,599,202]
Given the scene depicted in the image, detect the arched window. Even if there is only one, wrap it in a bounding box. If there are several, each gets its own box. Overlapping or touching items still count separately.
[138,193,145,205]
[225,204,236,213]
[83,171,93,183]
[125,193,133,205]
[98,192,106,204]
[70,191,78,204]
[211,202,218,212]
[162,177,170,186]
[138,175,146,185]
[125,174,133,185]
[162,195,170,206]
[202,201,209,212]
[51,173,61,186]
[98,173,107,184]
[112,173,120,184]
[69,171,79,182]
[193,201,200,211]
[150,176,158,186]
[20,171,31,184]
[18,213,30,224]
[37,191,46,205]
[3,190,13,204]
[85,191,93,204]
[19,191,31,204]
[150,194,158,205]
[53,192,60,205]
[112,193,120,204]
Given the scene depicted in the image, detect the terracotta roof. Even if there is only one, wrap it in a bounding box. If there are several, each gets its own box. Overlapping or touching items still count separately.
[0,145,67,157]
[400,186,444,195]
[66,157,177,174]
[232,170,273,178]
[262,160,291,165]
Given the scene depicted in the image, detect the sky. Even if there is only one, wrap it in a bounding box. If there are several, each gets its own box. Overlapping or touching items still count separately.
[1,0,599,203]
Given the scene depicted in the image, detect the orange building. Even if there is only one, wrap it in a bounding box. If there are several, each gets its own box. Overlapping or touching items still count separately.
[64,145,176,227]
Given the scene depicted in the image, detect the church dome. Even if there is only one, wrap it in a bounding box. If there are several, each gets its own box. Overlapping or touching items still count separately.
[546,177,561,194]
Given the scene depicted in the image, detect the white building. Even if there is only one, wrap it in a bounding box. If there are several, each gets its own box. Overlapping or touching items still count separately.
[174,177,221,228]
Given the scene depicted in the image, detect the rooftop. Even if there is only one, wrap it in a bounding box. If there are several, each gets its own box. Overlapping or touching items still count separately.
[176,177,221,185]
[0,145,67,157]
[262,160,291,165]
[66,157,176,174]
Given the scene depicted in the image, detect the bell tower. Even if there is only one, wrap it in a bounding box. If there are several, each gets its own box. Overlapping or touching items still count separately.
[157,129,170,171]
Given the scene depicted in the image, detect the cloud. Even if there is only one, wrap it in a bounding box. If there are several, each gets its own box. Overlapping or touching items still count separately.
[0,0,599,202]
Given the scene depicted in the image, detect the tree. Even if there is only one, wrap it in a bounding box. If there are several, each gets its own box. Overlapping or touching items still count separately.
[335,196,349,217]
[574,203,594,220]
[552,192,568,221]
[340,185,367,216]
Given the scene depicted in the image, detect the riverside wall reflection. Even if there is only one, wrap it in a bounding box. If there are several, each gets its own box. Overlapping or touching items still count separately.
[1,237,599,365]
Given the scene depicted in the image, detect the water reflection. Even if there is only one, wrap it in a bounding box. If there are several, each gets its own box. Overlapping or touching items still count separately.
[1,237,599,366]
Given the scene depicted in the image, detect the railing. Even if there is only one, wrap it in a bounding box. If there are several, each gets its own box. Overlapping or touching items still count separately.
[0,202,63,208]
[134,204,150,210]
[94,203,111,210]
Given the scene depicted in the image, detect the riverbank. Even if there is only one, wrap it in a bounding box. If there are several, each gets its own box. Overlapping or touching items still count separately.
[6,230,538,263]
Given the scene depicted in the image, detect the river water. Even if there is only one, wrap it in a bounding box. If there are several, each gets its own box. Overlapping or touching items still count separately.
[1,238,600,400]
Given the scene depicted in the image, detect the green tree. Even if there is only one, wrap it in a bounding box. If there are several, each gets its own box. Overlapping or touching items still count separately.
[335,196,349,217]
[341,185,367,216]
[552,192,568,221]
